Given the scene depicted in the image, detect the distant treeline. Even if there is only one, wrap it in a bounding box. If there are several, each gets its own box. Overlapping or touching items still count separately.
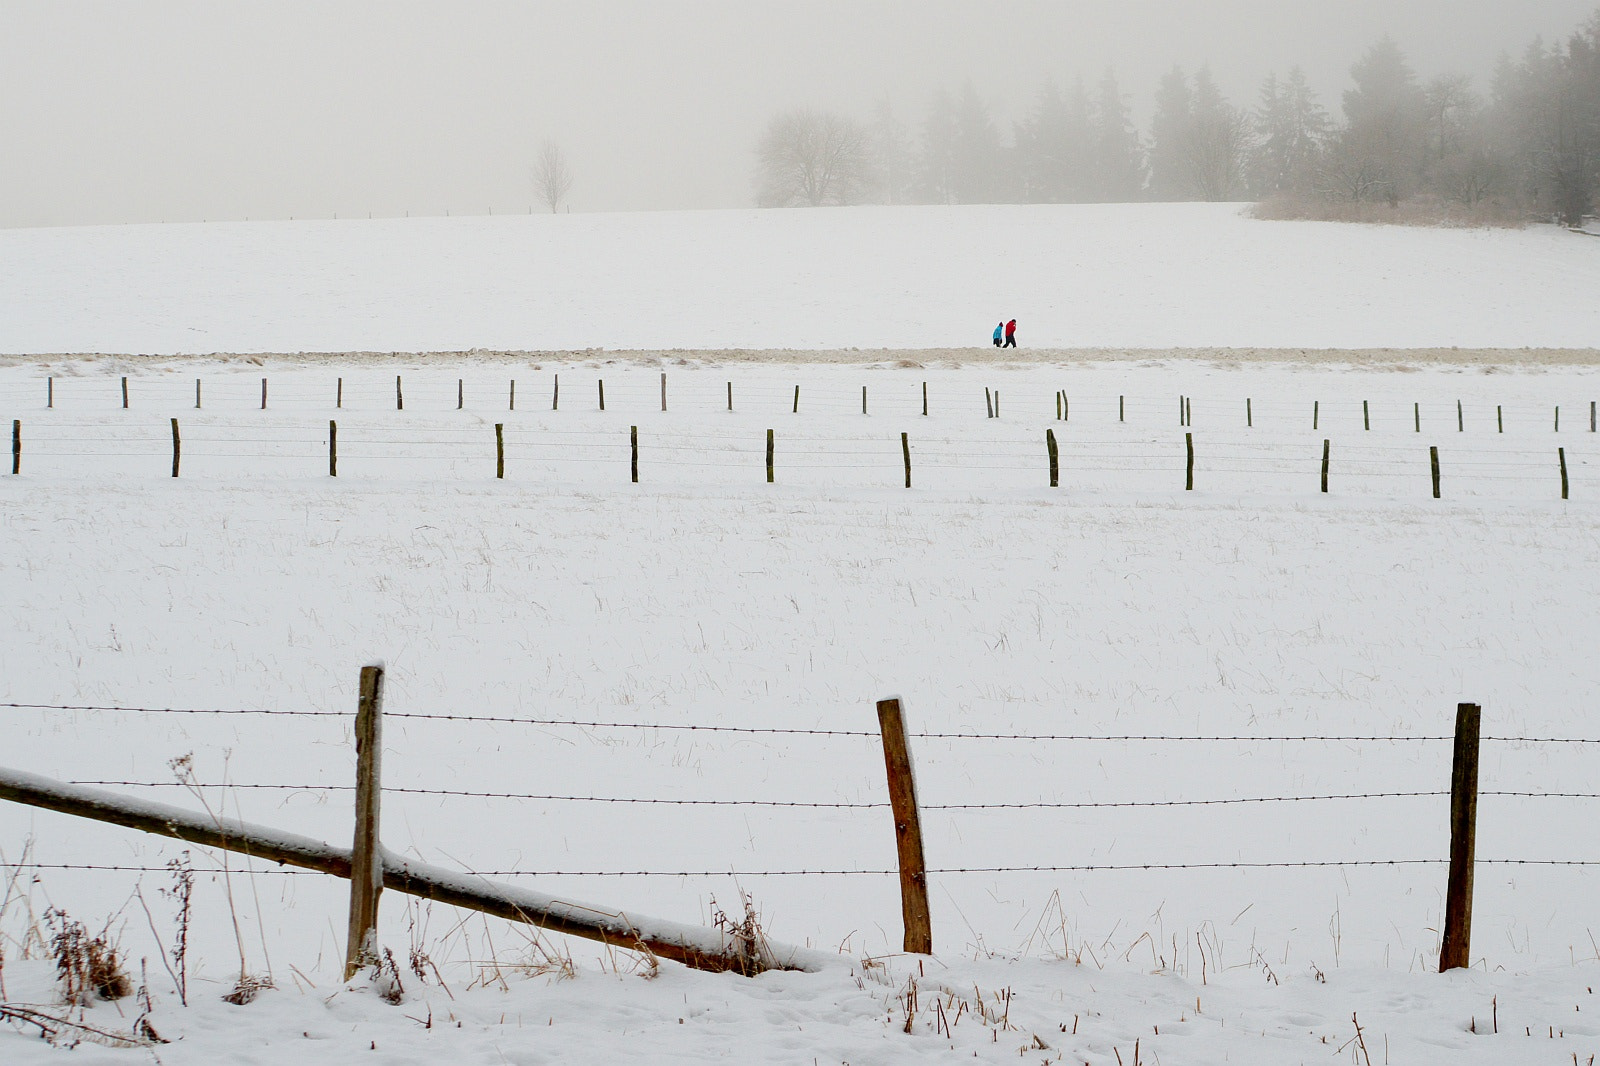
[755,9,1600,226]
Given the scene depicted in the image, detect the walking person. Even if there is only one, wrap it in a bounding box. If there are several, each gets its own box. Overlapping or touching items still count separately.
[1003,318,1017,348]
[992,321,1003,347]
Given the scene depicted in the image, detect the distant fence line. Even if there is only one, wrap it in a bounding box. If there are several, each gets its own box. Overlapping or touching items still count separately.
[4,416,1586,498]
[18,371,1600,429]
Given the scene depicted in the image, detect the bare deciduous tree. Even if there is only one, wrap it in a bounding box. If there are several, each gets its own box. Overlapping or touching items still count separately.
[756,109,872,207]
[532,140,574,213]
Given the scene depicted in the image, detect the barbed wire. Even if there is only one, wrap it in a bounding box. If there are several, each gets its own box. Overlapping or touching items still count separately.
[79,781,1547,808]
[7,859,1599,878]
[9,701,1600,744]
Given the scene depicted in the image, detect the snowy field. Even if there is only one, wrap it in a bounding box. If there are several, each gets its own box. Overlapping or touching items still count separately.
[2,202,1600,353]
[2,353,1599,1063]
[2,203,1599,1062]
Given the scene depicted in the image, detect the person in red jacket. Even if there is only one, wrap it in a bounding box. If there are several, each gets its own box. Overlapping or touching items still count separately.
[1003,319,1017,348]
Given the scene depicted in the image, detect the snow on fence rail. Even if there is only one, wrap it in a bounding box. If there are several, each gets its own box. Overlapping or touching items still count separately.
[3,681,1597,974]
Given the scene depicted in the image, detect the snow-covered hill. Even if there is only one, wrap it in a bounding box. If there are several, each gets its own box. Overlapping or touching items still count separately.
[2,203,1598,354]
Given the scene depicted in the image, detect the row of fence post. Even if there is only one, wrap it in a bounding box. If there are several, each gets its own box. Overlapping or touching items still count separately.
[2,420,1582,496]
[32,378,1600,434]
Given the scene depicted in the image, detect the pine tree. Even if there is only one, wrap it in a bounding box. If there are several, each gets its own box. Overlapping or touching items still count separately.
[1088,70,1145,201]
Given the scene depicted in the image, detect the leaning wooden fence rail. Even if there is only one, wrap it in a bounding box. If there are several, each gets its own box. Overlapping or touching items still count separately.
[0,671,826,979]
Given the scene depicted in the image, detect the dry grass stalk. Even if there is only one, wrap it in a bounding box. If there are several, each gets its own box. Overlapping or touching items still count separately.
[44,907,132,1005]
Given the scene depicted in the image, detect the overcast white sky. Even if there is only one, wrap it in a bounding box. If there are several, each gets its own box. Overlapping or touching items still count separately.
[2,0,1596,227]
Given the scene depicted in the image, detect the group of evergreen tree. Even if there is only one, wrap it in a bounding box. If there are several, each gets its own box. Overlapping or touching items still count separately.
[756,9,1600,225]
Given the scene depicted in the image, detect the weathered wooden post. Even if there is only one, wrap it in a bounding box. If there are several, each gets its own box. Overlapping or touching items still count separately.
[457,379,463,410]
[1415,402,1420,432]
[1439,702,1480,972]
[1457,400,1463,432]
[1119,395,1124,422]
[1185,432,1194,491]
[766,429,774,484]
[1559,447,1569,500]
[329,420,337,477]
[11,420,19,475]
[985,388,993,419]
[1247,397,1252,428]
[793,385,799,413]
[1321,439,1330,493]
[875,698,931,955]
[1431,446,1441,499]
[345,665,385,980]
[171,418,180,478]
[661,373,667,412]
[495,424,504,479]
[1555,406,1560,432]
[994,391,1000,418]
[195,378,202,410]
[631,426,639,483]
[727,381,732,411]
[122,377,129,409]
[395,376,403,411]
[922,381,927,416]
[1046,428,1058,488]
[1497,406,1503,433]
[862,386,867,415]
[47,377,53,409]
[337,377,343,409]
[599,379,605,411]
[901,433,911,488]
[1363,400,1369,431]
[1313,400,1319,430]
[1056,392,1062,421]
[261,378,268,410]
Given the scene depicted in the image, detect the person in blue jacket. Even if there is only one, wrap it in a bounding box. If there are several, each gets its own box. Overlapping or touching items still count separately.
[992,322,1003,347]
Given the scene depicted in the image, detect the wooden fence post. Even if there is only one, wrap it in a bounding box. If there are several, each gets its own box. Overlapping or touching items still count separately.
[901,433,911,488]
[793,385,799,413]
[1431,446,1441,499]
[1046,428,1058,488]
[195,378,201,410]
[11,420,19,475]
[766,429,774,484]
[396,376,403,411]
[922,381,927,416]
[1119,395,1124,422]
[260,378,267,410]
[660,373,667,412]
[495,423,504,479]
[1559,447,1568,500]
[1415,402,1420,432]
[458,379,463,410]
[345,665,385,980]
[1313,400,1319,430]
[1056,392,1062,421]
[985,388,992,419]
[599,380,605,411]
[329,421,337,477]
[122,377,129,409]
[1185,432,1194,491]
[1178,394,1184,425]
[1062,394,1067,421]
[47,377,53,409]
[1457,400,1463,432]
[1363,400,1369,431]
[1497,405,1503,433]
[1184,397,1191,426]
[1591,400,1596,433]
[1555,406,1560,432]
[631,426,638,483]
[1322,439,1330,493]
[727,381,732,412]
[1439,702,1480,972]
[337,377,343,409]
[1247,397,1252,427]
[862,386,867,415]
[875,698,931,955]
[170,418,180,478]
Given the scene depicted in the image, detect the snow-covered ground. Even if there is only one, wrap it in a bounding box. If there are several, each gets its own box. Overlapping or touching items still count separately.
[2,204,1599,1062]
[2,203,1599,353]
[3,353,1599,1063]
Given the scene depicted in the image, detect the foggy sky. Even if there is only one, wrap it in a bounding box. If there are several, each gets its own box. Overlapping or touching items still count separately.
[2,0,1597,227]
